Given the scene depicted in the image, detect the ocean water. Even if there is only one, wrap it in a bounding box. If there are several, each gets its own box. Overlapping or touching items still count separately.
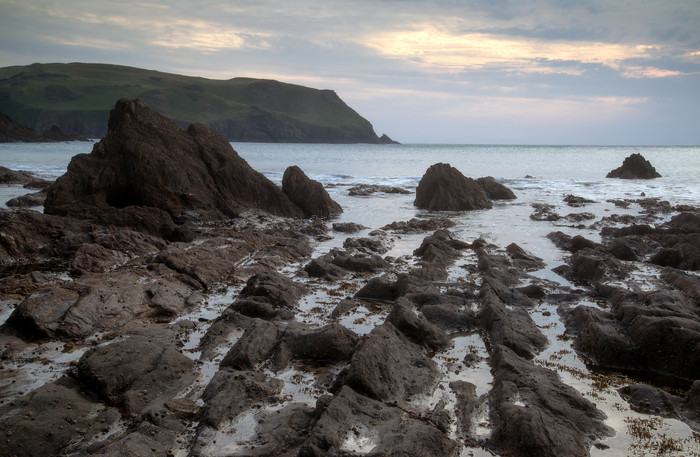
[2,141,698,274]
[1,141,700,455]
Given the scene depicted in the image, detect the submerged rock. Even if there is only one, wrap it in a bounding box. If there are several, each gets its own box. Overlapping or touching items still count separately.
[44,98,303,225]
[606,153,661,179]
[348,183,411,196]
[282,165,342,218]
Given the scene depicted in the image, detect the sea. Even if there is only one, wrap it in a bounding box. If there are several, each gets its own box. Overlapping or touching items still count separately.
[1,141,699,456]
[2,142,698,264]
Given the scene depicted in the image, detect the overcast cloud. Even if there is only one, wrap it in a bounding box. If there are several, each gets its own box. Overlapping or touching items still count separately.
[1,0,698,144]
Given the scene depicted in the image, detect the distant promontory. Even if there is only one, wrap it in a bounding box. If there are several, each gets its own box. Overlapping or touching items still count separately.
[0,62,396,144]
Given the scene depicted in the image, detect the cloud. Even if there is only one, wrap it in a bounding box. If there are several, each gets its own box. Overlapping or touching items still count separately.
[0,0,699,144]
[362,24,681,79]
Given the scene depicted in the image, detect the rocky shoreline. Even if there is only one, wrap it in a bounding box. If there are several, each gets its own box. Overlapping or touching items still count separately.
[1,100,698,457]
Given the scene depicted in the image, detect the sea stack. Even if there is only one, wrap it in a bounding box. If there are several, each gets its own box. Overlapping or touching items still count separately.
[44,98,304,224]
[414,163,517,211]
[282,165,343,218]
[606,153,661,179]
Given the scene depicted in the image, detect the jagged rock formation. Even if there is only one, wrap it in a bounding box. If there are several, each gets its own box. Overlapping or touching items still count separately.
[44,98,304,225]
[414,163,516,211]
[282,165,342,218]
[606,153,661,179]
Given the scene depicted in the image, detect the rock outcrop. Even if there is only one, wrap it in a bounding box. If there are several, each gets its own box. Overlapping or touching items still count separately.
[414,163,516,211]
[414,163,493,211]
[44,98,304,224]
[606,153,661,179]
[282,165,342,218]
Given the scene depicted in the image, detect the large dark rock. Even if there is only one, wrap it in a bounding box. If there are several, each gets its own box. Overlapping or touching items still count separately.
[476,176,517,200]
[0,378,119,457]
[479,284,547,359]
[489,345,613,457]
[44,98,303,224]
[76,336,195,416]
[304,386,458,456]
[272,321,360,370]
[282,165,342,218]
[414,163,492,211]
[220,318,281,370]
[343,323,439,404]
[386,299,451,351]
[3,268,199,340]
[200,369,283,428]
[563,305,643,371]
[627,315,700,382]
[606,153,661,179]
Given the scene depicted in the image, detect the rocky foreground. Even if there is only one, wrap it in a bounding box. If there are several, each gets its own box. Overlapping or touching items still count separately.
[0,100,699,457]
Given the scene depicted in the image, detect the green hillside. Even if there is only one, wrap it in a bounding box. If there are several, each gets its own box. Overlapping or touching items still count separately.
[0,62,388,143]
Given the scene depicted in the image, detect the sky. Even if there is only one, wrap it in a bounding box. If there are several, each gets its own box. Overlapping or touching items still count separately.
[1,0,699,145]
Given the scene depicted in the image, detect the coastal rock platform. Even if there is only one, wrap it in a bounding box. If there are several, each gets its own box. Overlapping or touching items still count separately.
[0,101,699,457]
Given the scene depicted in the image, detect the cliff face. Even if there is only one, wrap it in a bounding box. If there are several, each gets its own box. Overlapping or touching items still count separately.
[0,63,392,143]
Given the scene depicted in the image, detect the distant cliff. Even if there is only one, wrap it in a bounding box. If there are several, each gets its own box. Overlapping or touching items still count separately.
[0,62,396,143]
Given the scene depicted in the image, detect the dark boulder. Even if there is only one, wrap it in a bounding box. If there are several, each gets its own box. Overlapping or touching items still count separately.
[76,335,195,416]
[386,299,451,351]
[559,247,628,284]
[354,275,399,300]
[282,165,342,218]
[344,323,439,404]
[618,384,678,417]
[479,284,547,359]
[239,270,307,308]
[547,231,599,253]
[6,189,47,208]
[382,217,456,234]
[476,176,517,200]
[272,321,360,370]
[606,153,661,179]
[304,386,458,456]
[0,378,119,457]
[200,369,283,428]
[220,318,281,370]
[563,305,643,371]
[414,163,492,211]
[489,345,613,457]
[627,315,700,382]
[506,242,546,271]
[332,221,367,233]
[44,98,303,224]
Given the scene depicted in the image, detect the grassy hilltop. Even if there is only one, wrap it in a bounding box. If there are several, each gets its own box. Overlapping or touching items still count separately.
[0,62,388,143]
